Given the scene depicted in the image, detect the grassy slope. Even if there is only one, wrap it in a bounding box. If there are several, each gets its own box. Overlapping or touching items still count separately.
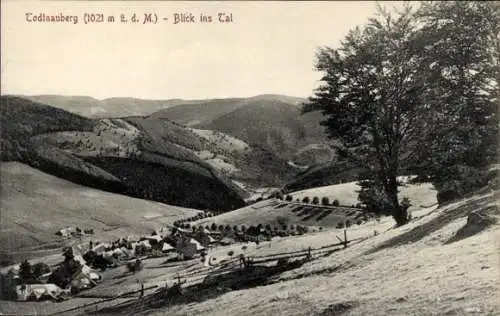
[191,199,363,229]
[288,178,438,211]
[1,189,497,316]
[151,96,330,166]
[127,116,294,187]
[153,190,499,316]
[196,100,324,159]
[191,179,437,230]
[0,162,200,253]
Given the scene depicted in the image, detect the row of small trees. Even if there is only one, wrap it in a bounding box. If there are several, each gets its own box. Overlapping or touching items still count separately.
[173,211,214,228]
[282,194,342,207]
[174,221,311,237]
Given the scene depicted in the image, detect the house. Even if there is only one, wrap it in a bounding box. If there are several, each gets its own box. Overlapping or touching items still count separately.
[69,265,100,293]
[138,240,152,250]
[161,242,175,253]
[145,235,162,243]
[195,231,217,247]
[176,238,204,260]
[15,284,68,301]
[56,227,75,237]
[92,243,111,254]
[120,246,134,258]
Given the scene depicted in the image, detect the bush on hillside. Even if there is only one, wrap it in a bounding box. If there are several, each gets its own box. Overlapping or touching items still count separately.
[332,199,340,207]
[285,195,293,201]
[32,262,51,279]
[336,222,345,229]
[321,197,330,205]
[19,260,34,283]
[312,197,320,205]
[277,216,289,229]
[357,181,393,215]
[302,196,311,203]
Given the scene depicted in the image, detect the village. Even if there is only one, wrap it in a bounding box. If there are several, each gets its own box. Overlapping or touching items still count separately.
[0,194,366,310]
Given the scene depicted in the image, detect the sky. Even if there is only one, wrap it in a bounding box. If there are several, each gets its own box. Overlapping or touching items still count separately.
[1,1,406,100]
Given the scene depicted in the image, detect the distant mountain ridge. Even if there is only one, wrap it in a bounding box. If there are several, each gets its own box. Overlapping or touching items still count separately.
[0,96,246,211]
[22,94,306,119]
[8,94,341,188]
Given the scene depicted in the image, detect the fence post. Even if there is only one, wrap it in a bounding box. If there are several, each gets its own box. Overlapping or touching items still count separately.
[343,229,348,248]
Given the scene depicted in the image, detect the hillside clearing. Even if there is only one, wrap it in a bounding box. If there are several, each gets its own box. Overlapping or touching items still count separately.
[289,178,437,211]
[0,162,200,258]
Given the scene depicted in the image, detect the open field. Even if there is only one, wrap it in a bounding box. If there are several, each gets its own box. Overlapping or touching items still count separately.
[0,162,201,259]
[189,179,437,230]
[288,178,438,212]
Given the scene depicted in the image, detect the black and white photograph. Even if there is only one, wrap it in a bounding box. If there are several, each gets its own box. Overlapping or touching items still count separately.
[1,1,499,315]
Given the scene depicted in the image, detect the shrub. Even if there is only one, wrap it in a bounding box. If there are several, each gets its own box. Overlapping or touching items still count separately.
[321,197,330,205]
[32,262,51,279]
[277,216,289,228]
[356,219,363,226]
[336,222,345,229]
[400,197,412,212]
[247,225,260,235]
[332,199,340,207]
[126,259,143,273]
[19,260,34,282]
[312,197,320,205]
[274,191,284,200]
[433,165,491,205]
[345,220,352,228]
[211,223,217,231]
[357,181,392,215]
[135,244,148,257]
[302,196,311,203]
[0,272,18,300]
[227,250,234,256]
[285,195,293,201]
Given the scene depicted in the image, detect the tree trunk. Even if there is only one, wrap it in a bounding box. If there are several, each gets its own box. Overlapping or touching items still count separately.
[385,176,408,226]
